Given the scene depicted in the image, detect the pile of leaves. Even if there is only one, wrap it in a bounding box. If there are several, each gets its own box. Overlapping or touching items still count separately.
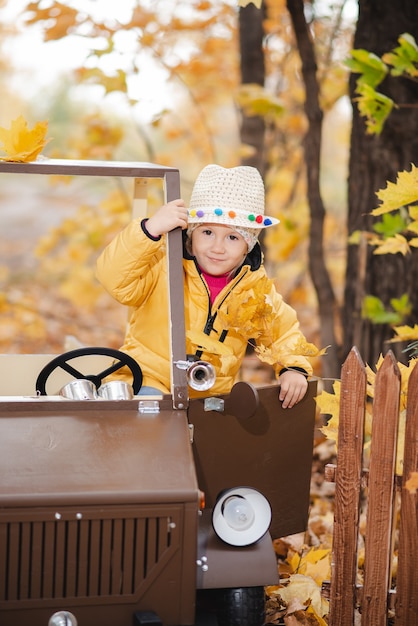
[263,430,335,626]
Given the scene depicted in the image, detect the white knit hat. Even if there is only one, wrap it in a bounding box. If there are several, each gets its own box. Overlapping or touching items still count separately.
[187,164,279,231]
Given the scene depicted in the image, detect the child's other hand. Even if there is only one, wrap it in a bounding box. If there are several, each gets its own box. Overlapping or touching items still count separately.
[146,199,188,237]
[278,370,308,408]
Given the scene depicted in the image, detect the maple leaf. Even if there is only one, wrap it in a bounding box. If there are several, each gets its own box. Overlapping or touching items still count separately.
[354,83,394,135]
[254,344,280,366]
[397,359,418,413]
[391,324,418,341]
[319,414,339,447]
[409,205,418,221]
[406,209,418,236]
[0,116,51,162]
[255,339,326,371]
[345,49,388,88]
[382,33,418,79]
[372,233,410,255]
[288,547,331,587]
[365,361,378,397]
[269,574,328,618]
[316,381,341,444]
[371,164,418,216]
[217,278,276,338]
[361,294,409,325]
[373,211,409,237]
[290,338,329,358]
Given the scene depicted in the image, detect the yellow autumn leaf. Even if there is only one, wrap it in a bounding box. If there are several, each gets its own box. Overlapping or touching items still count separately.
[398,359,418,412]
[288,547,331,587]
[368,233,384,247]
[254,344,278,366]
[270,574,328,618]
[391,324,418,341]
[290,338,329,358]
[305,604,329,626]
[305,554,331,588]
[217,278,276,338]
[406,220,418,235]
[316,381,340,445]
[0,116,51,162]
[319,414,339,447]
[405,471,418,494]
[316,382,341,417]
[409,205,418,221]
[254,338,326,369]
[371,164,418,216]
[372,233,410,255]
[186,329,233,356]
[366,355,384,393]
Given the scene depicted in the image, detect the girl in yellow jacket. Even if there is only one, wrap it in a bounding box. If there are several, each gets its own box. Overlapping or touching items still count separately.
[96,164,313,407]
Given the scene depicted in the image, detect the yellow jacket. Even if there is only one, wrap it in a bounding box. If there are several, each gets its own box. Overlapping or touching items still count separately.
[96,218,313,397]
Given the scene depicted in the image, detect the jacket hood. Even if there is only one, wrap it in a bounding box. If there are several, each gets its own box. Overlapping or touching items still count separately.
[182,230,262,272]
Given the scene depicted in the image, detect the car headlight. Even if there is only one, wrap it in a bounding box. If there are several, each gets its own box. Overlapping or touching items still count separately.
[48,611,78,626]
[212,487,272,546]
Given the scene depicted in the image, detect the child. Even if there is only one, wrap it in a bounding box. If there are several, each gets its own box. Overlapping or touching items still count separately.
[96,164,313,408]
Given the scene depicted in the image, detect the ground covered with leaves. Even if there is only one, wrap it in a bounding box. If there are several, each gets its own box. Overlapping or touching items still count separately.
[263,434,336,626]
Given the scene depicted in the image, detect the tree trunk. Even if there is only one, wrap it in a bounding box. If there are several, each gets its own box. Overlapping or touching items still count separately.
[238,2,266,175]
[286,0,341,380]
[343,0,418,366]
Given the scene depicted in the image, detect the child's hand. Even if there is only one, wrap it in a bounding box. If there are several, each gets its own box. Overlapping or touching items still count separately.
[146,199,188,237]
[278,370,308,408]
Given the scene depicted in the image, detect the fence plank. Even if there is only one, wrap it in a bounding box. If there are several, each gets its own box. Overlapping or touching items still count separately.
[361,351,401,625]
[328,347,366,626]
[395,361,418,625]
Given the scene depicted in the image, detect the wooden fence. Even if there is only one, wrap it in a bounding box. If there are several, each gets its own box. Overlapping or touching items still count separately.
[322,347,418,626]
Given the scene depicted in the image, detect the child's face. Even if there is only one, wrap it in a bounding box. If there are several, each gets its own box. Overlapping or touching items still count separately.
[191,224,248,276]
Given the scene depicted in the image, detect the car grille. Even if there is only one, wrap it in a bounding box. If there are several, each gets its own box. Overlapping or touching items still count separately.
[0,505,181,606]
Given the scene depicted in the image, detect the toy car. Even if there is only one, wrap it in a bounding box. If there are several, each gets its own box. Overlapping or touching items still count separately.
[0,159,316,626]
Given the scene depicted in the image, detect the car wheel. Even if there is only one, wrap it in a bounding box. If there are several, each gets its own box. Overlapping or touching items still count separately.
[216,586,265,626]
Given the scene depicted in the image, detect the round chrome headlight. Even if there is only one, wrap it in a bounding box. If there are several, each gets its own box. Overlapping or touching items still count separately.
[212,487,272,546]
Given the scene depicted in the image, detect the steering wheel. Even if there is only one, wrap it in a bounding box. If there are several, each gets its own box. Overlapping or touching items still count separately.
[35,347,143,396]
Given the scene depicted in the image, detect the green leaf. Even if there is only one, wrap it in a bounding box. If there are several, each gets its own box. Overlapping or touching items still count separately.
[390,294,412,317]
[372,211,409,237]
[361,295,403,325]
[382,33,418,78]
[345,49,388,87]
[354,83,394,135]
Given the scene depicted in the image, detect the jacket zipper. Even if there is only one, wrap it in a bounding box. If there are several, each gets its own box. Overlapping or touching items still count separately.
[194,269,248,359]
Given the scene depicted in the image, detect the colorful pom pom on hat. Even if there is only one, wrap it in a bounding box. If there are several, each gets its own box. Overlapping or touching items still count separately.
[187,164,279,230]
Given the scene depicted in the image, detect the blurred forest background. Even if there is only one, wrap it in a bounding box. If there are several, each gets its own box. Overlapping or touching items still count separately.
[0,0,354,377]
[0,1,417,622]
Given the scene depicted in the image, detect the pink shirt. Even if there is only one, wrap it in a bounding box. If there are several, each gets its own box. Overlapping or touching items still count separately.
[201,270,230,305]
